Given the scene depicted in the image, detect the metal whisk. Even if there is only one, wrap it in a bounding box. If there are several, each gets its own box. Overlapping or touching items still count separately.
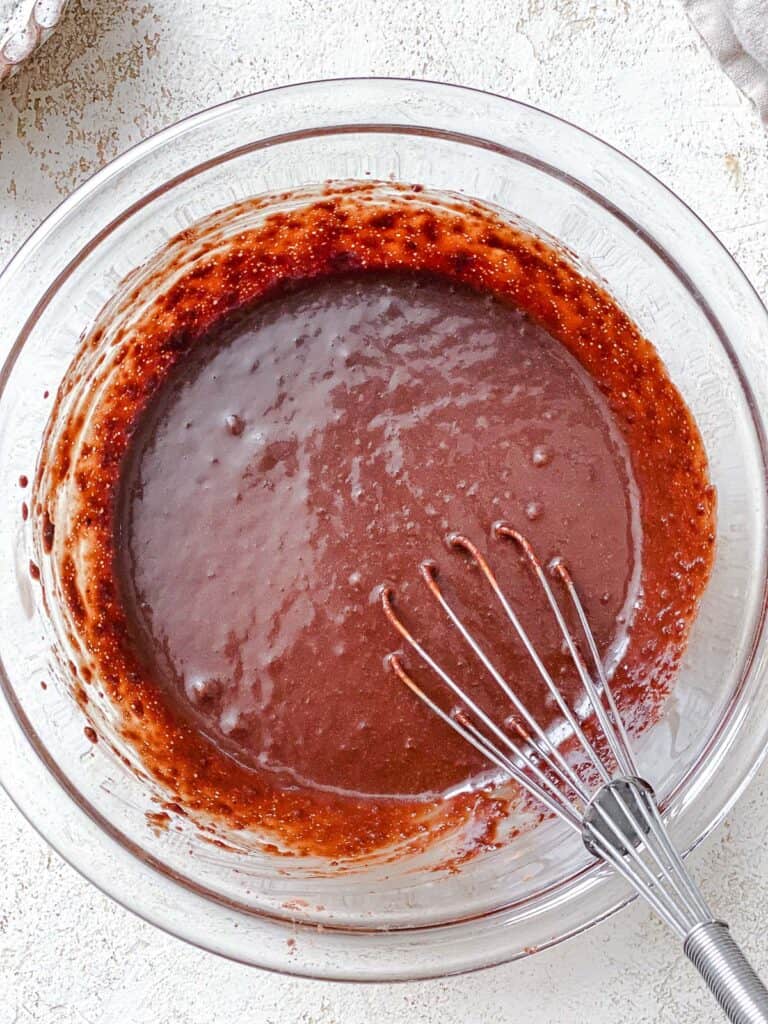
[380,523,768,1024]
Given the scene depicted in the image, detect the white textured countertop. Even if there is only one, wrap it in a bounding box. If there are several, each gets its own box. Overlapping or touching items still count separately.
[1,2,767,1021]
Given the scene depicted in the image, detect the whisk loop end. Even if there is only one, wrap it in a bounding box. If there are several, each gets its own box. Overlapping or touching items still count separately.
[379,524,768,1023]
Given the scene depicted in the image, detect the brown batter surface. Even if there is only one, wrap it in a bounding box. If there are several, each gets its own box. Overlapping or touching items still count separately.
[121,272,637,798]
[37,183,715,858]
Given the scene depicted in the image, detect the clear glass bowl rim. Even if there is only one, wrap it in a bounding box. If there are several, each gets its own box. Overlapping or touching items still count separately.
[0,77,766,981]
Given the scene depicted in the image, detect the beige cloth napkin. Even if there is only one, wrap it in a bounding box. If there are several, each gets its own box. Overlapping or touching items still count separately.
[683,0,768,122]
[0,0,68,81]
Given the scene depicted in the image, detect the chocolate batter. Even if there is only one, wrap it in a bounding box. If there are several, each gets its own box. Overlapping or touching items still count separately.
[120,272,638,798]
[37,183,715,858]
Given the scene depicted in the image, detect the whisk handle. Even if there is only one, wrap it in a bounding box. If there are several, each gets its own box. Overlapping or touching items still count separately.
[685,921,768,1023]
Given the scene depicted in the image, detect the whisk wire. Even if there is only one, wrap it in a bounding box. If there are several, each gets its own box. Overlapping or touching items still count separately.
[381,524,709,926]
[630,792,712,924]
[442,527,703,926]
[586,825,685,934]
[495,524,633,780]
[381,592,585,825]
[386,654,582,829]
[419,557,592,805]
[587,786,701,936]
[554,557,638,778]
[379,524,768,1023]
[445,532,611,787]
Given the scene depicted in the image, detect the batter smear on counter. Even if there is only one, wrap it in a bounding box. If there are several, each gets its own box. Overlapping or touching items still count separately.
[38,183,715,858]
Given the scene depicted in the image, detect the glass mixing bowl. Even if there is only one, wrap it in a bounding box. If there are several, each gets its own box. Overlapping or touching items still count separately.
[0,79,766,981]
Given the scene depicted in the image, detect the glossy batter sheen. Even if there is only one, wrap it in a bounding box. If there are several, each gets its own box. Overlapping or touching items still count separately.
[38,184,715,859]
[120,273,637,798]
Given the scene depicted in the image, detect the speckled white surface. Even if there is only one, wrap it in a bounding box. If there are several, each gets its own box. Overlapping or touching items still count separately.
[1,2,767,1021]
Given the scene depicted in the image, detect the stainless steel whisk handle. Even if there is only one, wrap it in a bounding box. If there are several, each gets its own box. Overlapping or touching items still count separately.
[684,921,768,1024]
